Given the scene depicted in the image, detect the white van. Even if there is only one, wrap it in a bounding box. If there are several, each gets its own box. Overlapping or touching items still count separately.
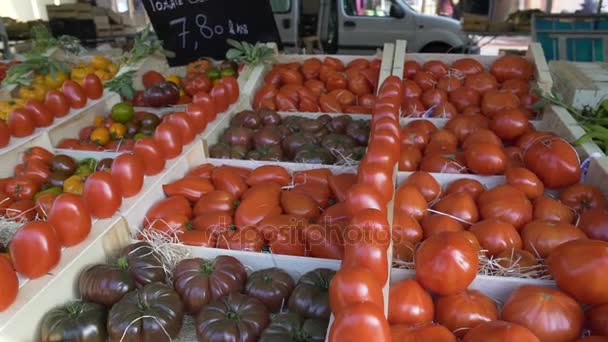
[271,0,478,54]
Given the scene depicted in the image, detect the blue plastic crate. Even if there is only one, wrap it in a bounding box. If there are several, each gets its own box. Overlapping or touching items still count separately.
[533,14,608,62]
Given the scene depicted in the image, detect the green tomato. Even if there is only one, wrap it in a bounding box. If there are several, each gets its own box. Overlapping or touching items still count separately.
[110,102,135,124]
[220,68,236,78]
[76,164,94,176]
[133,132,149,140]
[34,187,63,201]
[206,68,221,80]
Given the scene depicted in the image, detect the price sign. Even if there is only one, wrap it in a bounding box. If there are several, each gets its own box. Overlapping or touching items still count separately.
[143,0,281,66]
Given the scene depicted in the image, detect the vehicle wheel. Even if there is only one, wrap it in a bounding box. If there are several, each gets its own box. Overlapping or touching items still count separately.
[420,42,453,53]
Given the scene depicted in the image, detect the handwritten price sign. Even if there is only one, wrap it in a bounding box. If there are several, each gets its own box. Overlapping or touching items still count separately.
[143,0,281,66]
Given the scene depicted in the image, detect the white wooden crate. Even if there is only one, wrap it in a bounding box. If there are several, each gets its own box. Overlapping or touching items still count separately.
[549,60,608,109]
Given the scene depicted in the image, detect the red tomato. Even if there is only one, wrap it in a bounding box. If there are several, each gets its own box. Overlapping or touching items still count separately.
[502,285,584,342]
[452,58,484,76]
[206,86,229,117]
[521,220,587,258]
[153,122,183,159]
[6,176,39,200]
[392,323,457,341]
[478,185,533,230]
[191,211,233,235]
[434,191,479,224]
[449,87,481,112]
[220,76,239,104]
[0,121,9,147]
[323,56,345,71]
[524,137,581,189]
[423,60,449,78]
[559,183,607,214]
[192,92,217,121]
[430,102,458,118]
[489,108,529,141]
[401,98,425,117]
[8,108,35,138]
[533,196,575,223]
[258,214,306,256]
[403,60,421,79]
[319,93,343,113]
[163,177,214,203]
[253,85,278,110]
[234,185,280,228]
[329,89,356,106]
[547,239,608,305]
[328,302,390,342]
[490,54,533,81]
[293,168,330,186]
[44,90,70,117]
[437,76,462,92]
[24,100,53,127]
[47,193,91,247]
[393,211,423,244]
[395,184,427,221]
[578,208,608,241]
[435,289,499,338]
[0,257,17,311]
[82,74,103,99]
[398,146,422,171]
[588,304,608,337]
[464,143,507,175]
[446,178,485,201]
[133,137,166,176]
[462,129,503,150]
[329,267,384,315]
[388,279,434,325]
[421,214,464,239]
[145,195,192,222]
[469,219,522,257]
[326,73,348,92]
[5,199,35,221]
[164,112,195,145]
[211,166,249,199]
[357,162,394,204]
[280,191,319,220]
[402,79,422,99]
[246,165,290,187]
[302,58,322,79]
[142,70,165,88]
[110,153,145,198]
[193,190,236,217]
[62,80,87,109]
[402,171,441,202]
[185,103,209,134]
[505,167,544,199]
[464,72,498,93]
[481,90,520,117]
[421,88,447,108]
[502,78,530,96]
[345,183,386,217]
[82,171,122,219]
[414,71,436,91]
[415,231,479,295]
[20,159,51,185]
[462,321,540,342]
[444,114,489,144]
[9,221,61,278]
[343,241,388,284]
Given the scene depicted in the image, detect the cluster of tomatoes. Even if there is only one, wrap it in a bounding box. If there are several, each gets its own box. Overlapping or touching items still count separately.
[0,74,104,149]
[254,57,381,114]
[141,163,354,257]
[0,100,219,312]
[399,115,581,179]
[401,54,538,119]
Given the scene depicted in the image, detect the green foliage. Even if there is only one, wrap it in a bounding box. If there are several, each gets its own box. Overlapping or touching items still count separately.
[226,39,276,66]
[104,70,136,100]
[2,56,69,87]
[121,26,175,66]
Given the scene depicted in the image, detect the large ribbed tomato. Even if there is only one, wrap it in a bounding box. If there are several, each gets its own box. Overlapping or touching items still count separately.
[435,289,499,338]
[524,137,581,189]
[388,279,434,326]
[415,232,479,295]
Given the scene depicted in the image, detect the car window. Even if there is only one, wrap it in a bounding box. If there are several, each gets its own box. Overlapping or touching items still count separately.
[271,0,291,13]
[343,0,390,17]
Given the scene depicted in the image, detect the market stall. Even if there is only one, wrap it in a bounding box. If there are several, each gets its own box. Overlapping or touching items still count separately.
[0,20,606,342]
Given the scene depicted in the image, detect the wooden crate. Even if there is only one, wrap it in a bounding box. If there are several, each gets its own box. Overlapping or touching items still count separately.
[550,60,608,109]
[392,40,553,93]
[46,3,96,20]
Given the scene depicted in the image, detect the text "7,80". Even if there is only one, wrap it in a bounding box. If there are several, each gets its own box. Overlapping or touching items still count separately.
[170,15,249,50]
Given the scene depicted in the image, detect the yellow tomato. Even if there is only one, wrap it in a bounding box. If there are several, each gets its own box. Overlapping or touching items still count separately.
[90,127,110,145]
[44,72,69,89]
[93,115,105,127]
[90,55,111,70]
[0,99,24,121]
[109,123,127,139]
[18,85,46,101]
[166,75,181,86]
[33,74,46,86]
[107,63,118,77]
[71,64,94,81]
[94,69,112,81]
[63,175,86,195]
